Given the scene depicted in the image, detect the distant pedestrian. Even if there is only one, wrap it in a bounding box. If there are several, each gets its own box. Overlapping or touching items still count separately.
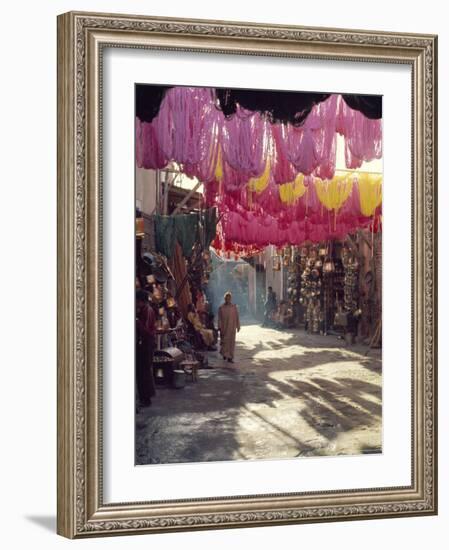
[218,292,240,363]
[262,286,277,326]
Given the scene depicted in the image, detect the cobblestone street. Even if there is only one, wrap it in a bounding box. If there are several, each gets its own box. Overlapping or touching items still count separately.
[136,321,382,465]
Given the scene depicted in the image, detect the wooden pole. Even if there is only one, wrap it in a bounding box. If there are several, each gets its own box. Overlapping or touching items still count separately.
[172,181,202,215]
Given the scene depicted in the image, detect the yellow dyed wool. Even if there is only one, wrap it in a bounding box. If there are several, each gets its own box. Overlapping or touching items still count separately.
[279,174,307,204]
[214,146,223,181]
[248,158,271,193]
[314,175,353,211]
[358,173,382,216]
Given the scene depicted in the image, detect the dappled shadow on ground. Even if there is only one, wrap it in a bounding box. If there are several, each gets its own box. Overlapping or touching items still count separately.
[136,323,382,465]
[236,324,381,372]
[271,376,381,443]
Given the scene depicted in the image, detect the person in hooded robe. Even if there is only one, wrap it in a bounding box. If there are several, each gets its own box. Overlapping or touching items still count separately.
[218,291,240,363]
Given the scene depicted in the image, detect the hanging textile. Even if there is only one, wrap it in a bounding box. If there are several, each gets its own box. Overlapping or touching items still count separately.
[313,94,339,180]
[138,85,384,250]
[220,107,269,177]
[215,171,381,222]
[336,98,382,168]
[357,173,383,216]
[201,207,218,249]
[278,174,307,205]
[154,212,203,259]
[169,242,192,319]
[211,171,382,249]
[136,118,169,170]
[174,213,199,258]
[248,158,271,193]
[154,215,176,259]
[137,89,383,182]
[314,175,353,211]
[270,123,297,185]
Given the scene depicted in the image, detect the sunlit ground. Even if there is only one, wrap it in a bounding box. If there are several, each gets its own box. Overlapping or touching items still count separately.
[136,322,382,465]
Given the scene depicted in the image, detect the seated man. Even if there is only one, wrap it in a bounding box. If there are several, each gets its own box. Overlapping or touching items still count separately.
[187,303,216,350]
[200,302,218,344]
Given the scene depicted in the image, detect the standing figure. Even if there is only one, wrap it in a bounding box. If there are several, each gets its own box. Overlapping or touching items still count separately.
[136,289,156,407]
[218,292,241,363]
[262,286,277,327]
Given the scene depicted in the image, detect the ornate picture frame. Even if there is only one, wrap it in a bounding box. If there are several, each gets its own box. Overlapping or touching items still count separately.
[57,11,437,538]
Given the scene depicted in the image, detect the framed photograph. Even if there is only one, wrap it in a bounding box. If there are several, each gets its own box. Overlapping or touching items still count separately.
[57,11,438,538]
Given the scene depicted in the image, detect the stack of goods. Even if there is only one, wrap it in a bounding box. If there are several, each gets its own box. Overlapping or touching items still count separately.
[136,252,182,331]
[330,258,345,331]
[341,247,360,313]
[288,242,352,334]
[330,244,362,341]
[286,247,301,309]
[322,256,334,335]
[299,247,324,334]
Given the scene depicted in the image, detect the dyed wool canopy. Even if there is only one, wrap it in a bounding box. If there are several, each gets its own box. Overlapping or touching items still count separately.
[220,108,268,177]
[136,86,383,250]
[136,87,382,183]
[209,173,382,249]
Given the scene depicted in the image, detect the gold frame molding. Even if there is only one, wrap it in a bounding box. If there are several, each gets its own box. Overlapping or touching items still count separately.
[57,11,438,538]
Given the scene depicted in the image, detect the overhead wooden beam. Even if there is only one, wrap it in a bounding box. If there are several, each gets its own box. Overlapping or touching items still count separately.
[172,181,202,215]
[162,172,179,214]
